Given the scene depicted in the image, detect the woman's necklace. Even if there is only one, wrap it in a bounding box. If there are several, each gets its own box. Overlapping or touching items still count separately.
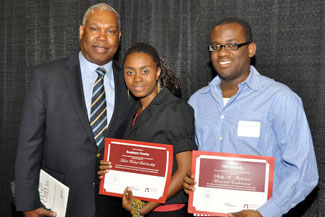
[131,106,145,129]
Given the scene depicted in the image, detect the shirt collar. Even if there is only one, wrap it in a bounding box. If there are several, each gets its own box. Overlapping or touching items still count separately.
[78,51,113,78]
[133,87,169,111]
[243,65,262,91]
[200,65,262,94]
[150,87,169,105]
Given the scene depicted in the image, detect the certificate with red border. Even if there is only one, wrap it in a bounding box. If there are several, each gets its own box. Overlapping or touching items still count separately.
[188,151,274,216]
[99,138,173,203]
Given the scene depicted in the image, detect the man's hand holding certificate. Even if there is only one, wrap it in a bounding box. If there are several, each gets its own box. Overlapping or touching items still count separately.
[99,138,173,203]
[187,151,274,217]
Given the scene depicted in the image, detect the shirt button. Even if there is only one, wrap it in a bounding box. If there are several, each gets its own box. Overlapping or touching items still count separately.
[219,136,223,140]
[221,115,224,119]
[291,203,295,207]
[92,182,96,186]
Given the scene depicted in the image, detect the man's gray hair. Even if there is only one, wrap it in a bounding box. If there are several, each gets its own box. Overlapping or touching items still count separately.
[82,3,120,30]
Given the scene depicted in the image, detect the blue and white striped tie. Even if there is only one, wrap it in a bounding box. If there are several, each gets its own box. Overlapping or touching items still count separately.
[90,67,107,146]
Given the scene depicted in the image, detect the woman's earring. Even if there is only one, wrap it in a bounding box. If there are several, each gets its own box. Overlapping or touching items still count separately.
[127,89,130,100]
[157,80,161,93]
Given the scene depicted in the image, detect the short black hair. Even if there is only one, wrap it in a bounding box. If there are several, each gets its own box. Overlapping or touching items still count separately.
[215,17,253,42]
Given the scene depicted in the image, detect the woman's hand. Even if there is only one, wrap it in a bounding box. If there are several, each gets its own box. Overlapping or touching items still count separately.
[97,160,112,179]
[122,187,134,212]
[122,187,157,216]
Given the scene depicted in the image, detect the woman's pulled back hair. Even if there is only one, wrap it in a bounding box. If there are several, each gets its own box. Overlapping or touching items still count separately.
[123,43,181,97]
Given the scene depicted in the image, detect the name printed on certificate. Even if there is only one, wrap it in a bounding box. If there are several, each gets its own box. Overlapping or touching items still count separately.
[39,169,69,217]
[188,151,274,217]
[99,138,173,203]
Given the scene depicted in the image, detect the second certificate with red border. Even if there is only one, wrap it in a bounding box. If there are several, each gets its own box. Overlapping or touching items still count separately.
[188,150,274,216]
[99,138,173,203]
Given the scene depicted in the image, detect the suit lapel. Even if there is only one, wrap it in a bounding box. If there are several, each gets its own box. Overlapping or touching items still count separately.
[64,54,96,146]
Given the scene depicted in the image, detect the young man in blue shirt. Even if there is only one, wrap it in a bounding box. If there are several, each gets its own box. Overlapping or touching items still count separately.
[183,17,318,217]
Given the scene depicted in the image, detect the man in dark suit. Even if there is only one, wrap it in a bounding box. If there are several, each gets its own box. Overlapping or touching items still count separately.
[15,3,133,217]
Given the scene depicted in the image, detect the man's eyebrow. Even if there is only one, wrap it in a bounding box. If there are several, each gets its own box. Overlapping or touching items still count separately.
[88,23,118,28]
[211,39,239,44]
[226,39,239,43]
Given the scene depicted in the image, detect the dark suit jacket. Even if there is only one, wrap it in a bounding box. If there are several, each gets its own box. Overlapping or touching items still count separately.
[15,53,134,217]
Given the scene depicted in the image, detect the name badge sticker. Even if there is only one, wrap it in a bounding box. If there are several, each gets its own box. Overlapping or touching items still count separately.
[237,121,260,138]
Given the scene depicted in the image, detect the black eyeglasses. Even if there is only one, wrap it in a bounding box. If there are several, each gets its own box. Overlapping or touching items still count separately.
[208,41,252,52]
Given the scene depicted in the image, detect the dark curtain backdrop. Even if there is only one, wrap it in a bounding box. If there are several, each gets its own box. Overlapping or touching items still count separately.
[1,0,324,216]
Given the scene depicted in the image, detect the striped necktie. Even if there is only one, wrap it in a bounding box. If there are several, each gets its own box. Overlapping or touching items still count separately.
[90,67,107,146]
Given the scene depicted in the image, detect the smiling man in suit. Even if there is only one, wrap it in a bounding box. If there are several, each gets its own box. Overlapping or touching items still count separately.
[15,3,133,217]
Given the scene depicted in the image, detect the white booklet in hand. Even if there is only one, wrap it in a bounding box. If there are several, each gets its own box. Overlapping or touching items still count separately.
[39,169,69,217]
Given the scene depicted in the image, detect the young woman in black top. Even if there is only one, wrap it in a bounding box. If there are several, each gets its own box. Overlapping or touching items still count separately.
[99,43,197,217]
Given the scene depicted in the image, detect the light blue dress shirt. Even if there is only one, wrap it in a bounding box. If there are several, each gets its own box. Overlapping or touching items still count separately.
[79,52,115,127]
[188,66,318,217]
